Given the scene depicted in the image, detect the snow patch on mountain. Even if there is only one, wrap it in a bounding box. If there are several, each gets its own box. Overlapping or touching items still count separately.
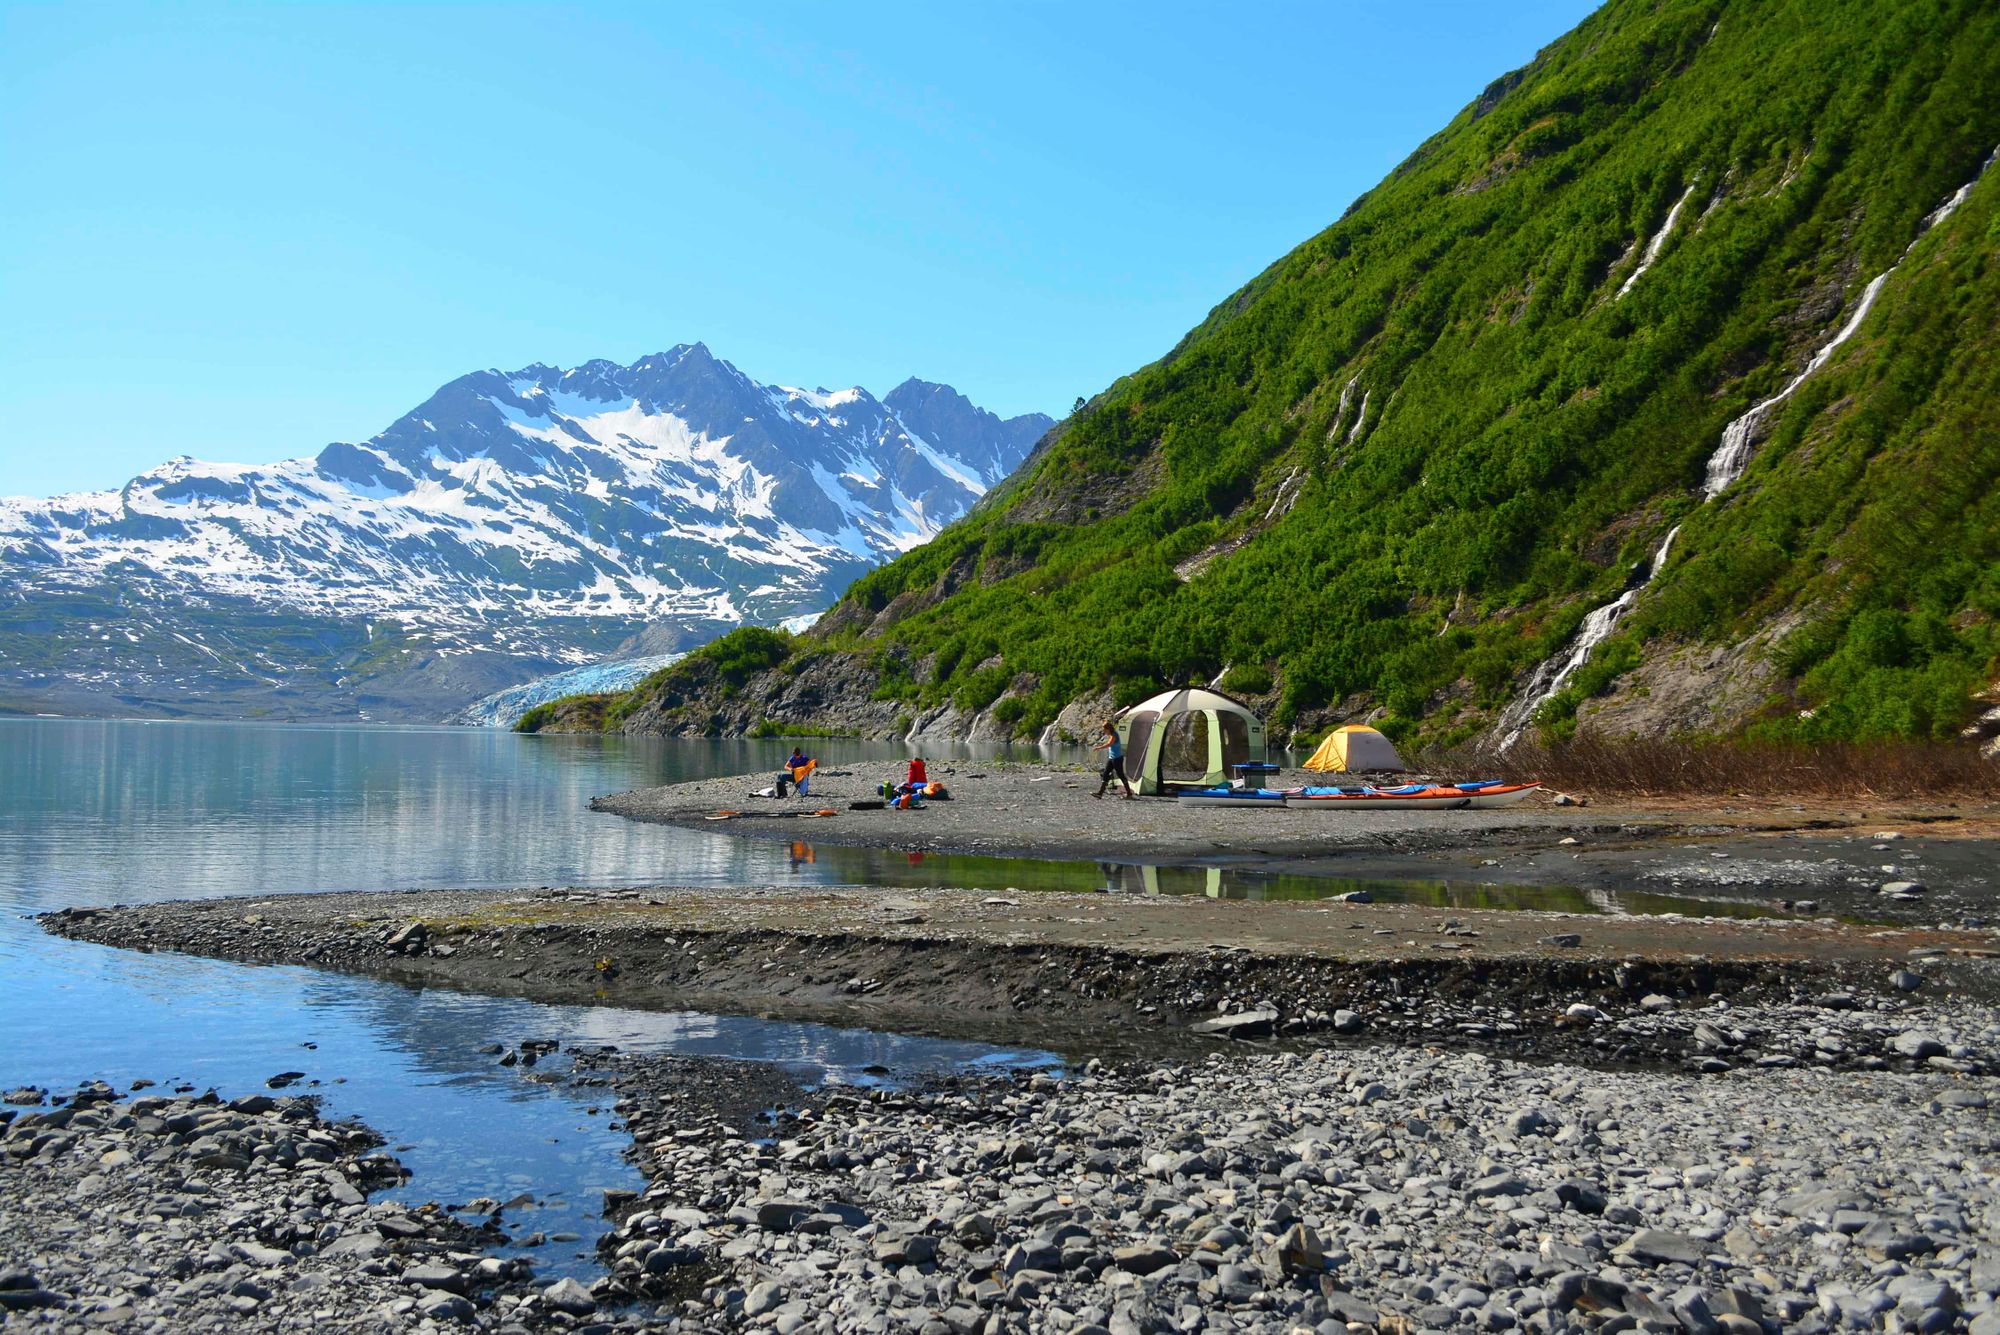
[0,346,1050,719]
[1,345,1051,668]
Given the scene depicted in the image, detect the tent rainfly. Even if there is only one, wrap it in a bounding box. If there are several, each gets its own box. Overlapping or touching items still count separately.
[1115,687,1268,796]
[1302,724,1406,773]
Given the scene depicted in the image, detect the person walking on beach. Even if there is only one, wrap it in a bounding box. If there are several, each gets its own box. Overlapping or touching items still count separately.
[1093,720,1133,799]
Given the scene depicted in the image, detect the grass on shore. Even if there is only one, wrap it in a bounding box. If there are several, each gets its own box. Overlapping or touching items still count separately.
[1429,736,2000,800]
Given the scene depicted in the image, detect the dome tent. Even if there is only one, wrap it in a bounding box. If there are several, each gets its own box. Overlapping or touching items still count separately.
[1302,724,1406,773]
[1115,687,1268,796]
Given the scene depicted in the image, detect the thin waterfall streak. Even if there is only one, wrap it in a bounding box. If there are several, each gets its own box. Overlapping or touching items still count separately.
[1617,184,1697,299]
[1914,145,1999,243]
[1495,526,1681,750]
[1702,270,1888,498]
[1499,147,1998,745]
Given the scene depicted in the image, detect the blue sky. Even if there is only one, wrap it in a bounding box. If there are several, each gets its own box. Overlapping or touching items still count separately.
[0,1,1596,497]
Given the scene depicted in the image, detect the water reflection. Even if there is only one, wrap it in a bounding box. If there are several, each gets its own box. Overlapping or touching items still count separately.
[0,719,1058,1280]
[787,843,1791,918]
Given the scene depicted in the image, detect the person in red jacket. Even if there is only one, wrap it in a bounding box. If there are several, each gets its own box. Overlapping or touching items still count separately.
[906,756,928,789]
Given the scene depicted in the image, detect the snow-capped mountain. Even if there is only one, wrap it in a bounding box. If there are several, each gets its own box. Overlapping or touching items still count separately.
[0,345,1050,720]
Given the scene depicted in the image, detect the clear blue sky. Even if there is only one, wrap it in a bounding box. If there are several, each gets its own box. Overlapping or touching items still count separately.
[1,1,1596,498]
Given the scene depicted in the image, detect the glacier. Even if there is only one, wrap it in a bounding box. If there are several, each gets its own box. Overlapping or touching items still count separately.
[449,653,689,728]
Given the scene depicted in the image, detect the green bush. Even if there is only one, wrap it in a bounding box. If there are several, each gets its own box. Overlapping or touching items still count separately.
[1217,663,1273,696]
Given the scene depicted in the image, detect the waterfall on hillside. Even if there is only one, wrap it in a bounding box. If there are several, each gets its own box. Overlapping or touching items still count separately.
[1345,390,1372,445]
[1329,376,1360,439]
[1496,145,1999,748]
[1616,183,1697,299]
[1492,526,1679,750]
[1917,147,2000,236]
[1702,271,1888,497]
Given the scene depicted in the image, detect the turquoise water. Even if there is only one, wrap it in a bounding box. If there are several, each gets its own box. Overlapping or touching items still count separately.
[0,718,1052,1276]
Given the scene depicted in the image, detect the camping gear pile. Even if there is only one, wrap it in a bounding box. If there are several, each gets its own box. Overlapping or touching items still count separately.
[1176,779,1542,810]
[1157,721,1539,810]
[872,757,950,809]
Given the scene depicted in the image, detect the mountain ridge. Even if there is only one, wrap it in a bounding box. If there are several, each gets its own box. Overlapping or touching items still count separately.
[554,0,2000,750]
[0,347,1051,720]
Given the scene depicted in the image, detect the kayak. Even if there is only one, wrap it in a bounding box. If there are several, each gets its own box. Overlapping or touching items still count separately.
[1177,787,1291,808]
[1456,781,1541,808]
[1287,785,1471,810]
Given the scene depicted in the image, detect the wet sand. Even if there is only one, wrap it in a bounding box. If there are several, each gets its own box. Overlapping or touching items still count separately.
[41,880,2000,1061]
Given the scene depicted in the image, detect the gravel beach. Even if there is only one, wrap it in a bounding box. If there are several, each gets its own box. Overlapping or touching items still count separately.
[582,1035,2000,1335]
[39,884,2000,1060]
[0,1080,554,1332]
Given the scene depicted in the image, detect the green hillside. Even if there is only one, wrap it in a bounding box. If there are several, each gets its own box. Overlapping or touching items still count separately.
[578,0,2000,747]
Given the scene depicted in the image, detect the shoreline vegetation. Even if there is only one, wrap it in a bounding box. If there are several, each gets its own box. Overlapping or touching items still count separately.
[513,643,2000,803]
[1448,737,2000,800]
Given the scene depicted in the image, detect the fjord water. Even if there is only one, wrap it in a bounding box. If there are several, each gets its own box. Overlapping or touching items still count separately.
[0,719,1051,1276]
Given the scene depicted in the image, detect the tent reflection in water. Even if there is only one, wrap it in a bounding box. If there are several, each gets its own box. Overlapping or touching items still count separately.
[1115,687,1268,796]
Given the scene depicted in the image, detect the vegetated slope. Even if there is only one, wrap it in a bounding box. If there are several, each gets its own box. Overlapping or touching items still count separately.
[570,0,2000,748]
[0,346,1049,721]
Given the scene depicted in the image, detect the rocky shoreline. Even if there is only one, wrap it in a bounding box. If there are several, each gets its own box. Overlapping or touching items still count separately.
[38,884,2000,1065]
[575,1040,2000,1335]
[0,1080,599,1331]
[23,778,2000,1332]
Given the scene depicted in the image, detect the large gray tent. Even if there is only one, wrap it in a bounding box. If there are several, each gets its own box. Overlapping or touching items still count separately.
[1115,687,1269,796]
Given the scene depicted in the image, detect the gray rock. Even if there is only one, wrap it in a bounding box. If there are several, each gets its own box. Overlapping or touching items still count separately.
[873,1230,937,1265]
[1324,1292,1379,1324]
[418,1292,475,1322]
[1470,1173,1530,1199]
[1616,1229,1704,1266]
[403,1262,468,1293]
[745,1281,787,1317]
[1890,970,1924,992]
[1190,1010,1278,1039]
[757,1198,814,1231]
[319,1231,386,1259]
[1554,1179,1606,1215]
[1112,1244,1178,1276]
[1857,1222,1937,1259]
[228,1240,293,1267]
[1257,1222,1325,1276]
[541,1277,596,1315]
[1890,1032,1946,1060]
[1331,1010,1366,1034]
[1002,1241,1062,1274]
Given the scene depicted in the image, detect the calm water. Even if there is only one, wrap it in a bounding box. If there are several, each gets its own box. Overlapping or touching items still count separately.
[0,719,1051,1276]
